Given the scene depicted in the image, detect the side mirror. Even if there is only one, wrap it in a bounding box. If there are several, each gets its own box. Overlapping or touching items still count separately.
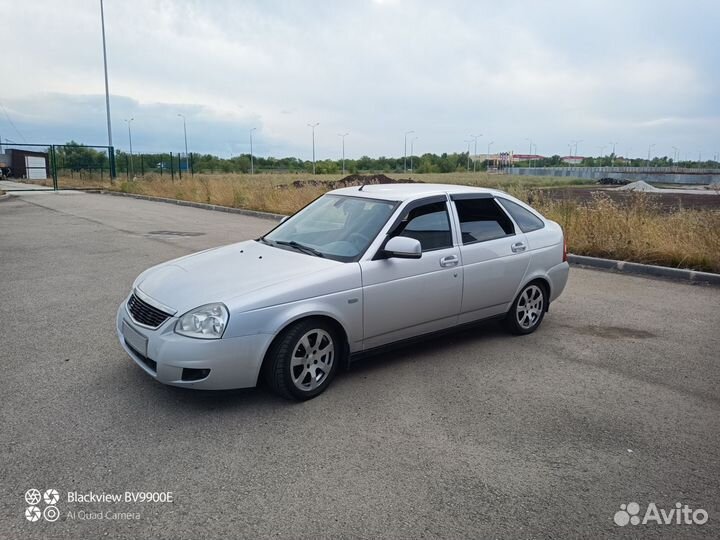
[384,236,422,259]
[280,216,290,224]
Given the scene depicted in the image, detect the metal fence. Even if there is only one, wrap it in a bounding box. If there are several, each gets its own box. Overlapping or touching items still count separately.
[0,143,204,190]
[0,142,115,190]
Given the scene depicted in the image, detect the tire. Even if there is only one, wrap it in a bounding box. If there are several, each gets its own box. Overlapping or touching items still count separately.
[264,319,340,401]
[504,282,547,335]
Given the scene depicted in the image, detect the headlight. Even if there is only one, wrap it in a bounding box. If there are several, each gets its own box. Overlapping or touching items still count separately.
[175,303,229,339]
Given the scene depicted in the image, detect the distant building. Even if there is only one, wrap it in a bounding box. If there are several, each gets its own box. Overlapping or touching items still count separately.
[511,154,544,163]
[0,148,49,179]
[561,156,585,165]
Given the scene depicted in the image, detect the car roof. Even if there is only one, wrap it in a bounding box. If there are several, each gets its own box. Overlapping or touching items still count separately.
[329,183,506,202]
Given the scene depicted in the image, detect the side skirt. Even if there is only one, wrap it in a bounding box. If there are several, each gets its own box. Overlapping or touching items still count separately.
[347,312,508,366]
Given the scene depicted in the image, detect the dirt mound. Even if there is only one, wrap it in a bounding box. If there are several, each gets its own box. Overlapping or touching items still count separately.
[616,180,660,192]
[281,174,422,190]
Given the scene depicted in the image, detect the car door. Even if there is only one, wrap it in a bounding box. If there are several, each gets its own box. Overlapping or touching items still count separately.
[450,194,531,324]
[360,196,463,350]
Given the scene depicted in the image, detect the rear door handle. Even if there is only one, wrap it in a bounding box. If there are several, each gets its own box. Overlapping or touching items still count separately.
[440,255,459,267]
[511,242,527,253]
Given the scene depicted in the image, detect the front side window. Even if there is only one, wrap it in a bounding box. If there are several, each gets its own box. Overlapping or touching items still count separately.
[263,194,397,261]
[454,198,515,244]
[497,198,545,233]
[392,201,453,251]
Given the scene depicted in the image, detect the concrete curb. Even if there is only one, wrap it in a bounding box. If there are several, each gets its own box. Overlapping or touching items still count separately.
[96,190,285,222]
[568,254,720,285]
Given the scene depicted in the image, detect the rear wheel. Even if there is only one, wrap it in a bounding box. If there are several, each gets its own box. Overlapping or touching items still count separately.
[504,282,546,335]
[264,319,340,400]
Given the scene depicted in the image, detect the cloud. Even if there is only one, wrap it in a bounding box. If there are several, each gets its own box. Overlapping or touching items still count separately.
[0,0,718,159]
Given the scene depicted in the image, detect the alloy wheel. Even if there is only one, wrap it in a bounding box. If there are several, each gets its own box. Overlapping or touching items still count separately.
[516,285,544,330]
[290,329,335,391]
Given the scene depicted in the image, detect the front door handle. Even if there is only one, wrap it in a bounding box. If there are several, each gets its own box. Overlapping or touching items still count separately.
[511,242,527,253]
[440,255,459,267]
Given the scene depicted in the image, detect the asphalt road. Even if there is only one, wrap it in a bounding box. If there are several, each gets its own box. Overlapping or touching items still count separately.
[1,191,719,539]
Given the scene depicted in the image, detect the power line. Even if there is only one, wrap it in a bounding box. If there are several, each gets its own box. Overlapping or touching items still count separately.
[0,102,27,143]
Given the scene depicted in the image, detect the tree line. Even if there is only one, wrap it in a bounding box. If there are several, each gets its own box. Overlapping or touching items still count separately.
[50,141,719,175]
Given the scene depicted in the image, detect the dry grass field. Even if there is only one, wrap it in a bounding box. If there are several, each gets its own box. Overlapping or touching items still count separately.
[48,172,720,272]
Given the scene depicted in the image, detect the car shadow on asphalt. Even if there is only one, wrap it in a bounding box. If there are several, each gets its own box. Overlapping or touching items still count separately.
[147,319,508,410]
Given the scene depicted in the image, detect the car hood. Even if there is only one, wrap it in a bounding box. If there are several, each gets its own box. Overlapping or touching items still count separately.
[135,240,341,314]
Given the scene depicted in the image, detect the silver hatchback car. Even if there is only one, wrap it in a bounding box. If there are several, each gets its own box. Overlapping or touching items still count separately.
[117,184,569,400]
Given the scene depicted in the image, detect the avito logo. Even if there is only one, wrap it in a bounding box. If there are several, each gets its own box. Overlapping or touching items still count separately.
[614,501,708,526]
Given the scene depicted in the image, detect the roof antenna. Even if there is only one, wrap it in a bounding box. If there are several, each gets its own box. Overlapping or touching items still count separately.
[358,182,365,191]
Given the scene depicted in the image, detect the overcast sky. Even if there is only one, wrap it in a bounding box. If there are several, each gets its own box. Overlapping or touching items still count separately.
[1,0,718,160]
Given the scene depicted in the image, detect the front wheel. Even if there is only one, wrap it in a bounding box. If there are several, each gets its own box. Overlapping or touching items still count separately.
[504,283,547,335]
[264,319,340,400]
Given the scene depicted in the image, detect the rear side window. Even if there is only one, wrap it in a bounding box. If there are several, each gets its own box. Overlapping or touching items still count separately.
[393,201,452,251]
[454,198,515,244]
[497,198,545,233]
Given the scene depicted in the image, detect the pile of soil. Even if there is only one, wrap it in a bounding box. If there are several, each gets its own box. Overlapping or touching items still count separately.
[280,174,422,190]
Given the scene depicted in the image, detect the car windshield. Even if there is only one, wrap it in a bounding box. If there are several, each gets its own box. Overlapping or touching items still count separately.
[261,194,398,262]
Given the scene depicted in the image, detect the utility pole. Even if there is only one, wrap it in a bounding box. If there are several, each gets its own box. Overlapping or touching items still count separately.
[470,134,481,172]
[338,132,348,175]
[177,114,189,173]
[250,127,256,174]
[647,143,655,167]
[672,146,679,165]
[487,141,494,169]
[124,117,134,177]
[100,0,115,179]
[307,123,319,174]
[464,140,472,171]
[404,130,414,172]
[410,136,418,172]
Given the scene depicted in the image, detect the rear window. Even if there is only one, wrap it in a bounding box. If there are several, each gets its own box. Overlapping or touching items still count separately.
[454,198,514,244]
[497,198,545,233]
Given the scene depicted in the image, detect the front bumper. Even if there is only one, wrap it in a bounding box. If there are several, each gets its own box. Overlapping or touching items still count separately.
[116,300,273,390]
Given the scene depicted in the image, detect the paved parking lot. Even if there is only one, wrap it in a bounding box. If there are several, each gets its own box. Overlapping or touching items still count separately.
[1,191,719,539]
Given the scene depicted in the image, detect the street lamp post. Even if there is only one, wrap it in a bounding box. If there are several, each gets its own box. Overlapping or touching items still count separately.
[525,137,533,167]
[464,140,472,171]
[338,132,348,175]
[487,141,494,169]
[124,117,134,177]
[404,130,414,172]
[470,134,481,172]
[99,0,115,179]
[571,139,583,157]
[609,141,618,166]
[672,146,679,166]
[647,143,655,167]
[177,114,189,174]
[249,128,256,174]
[410,136,418,172]
[307,123,319,174]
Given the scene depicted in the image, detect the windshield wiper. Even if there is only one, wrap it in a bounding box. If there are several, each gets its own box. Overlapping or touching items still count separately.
[274,240,325,258]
